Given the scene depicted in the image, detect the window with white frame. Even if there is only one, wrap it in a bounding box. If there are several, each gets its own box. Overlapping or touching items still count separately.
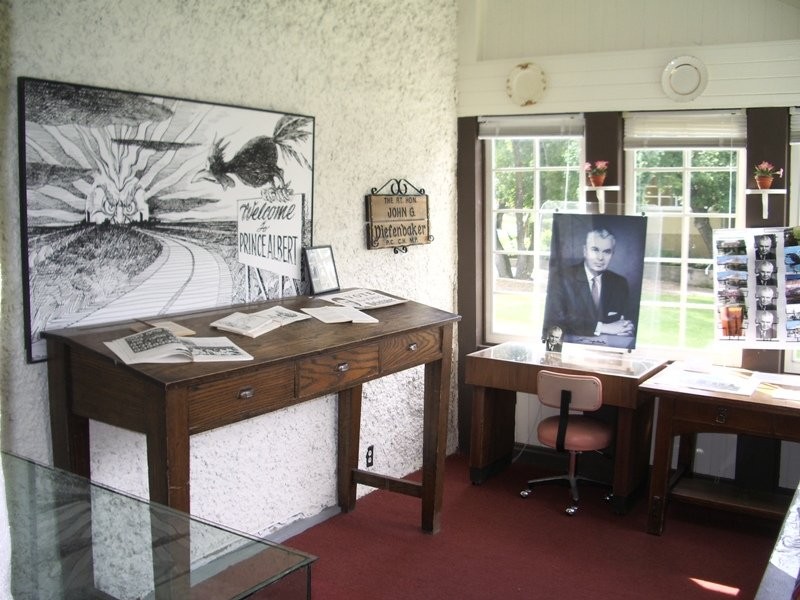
[624,110,746,352]
[480,110,749,356]
[480,115,584,343]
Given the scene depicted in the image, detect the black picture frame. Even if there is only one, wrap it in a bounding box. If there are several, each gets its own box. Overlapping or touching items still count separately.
[17,77,315,362]
[303,245,340,295]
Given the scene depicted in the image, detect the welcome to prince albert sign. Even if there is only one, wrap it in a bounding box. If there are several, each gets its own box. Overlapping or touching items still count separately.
[238,188,303,279]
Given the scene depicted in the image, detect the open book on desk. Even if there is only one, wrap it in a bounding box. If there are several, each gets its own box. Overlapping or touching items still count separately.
[317,288,406,310]
[210,306,310,338]
[104,327,253,364]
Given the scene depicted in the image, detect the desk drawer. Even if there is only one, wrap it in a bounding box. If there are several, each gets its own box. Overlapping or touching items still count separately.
[297,345,380,398]
[188,363,295,433]
[381,329,442,373]
[673,401,775,434]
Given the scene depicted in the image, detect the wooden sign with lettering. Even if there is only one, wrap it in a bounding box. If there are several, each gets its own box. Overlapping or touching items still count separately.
[366,194,431,250]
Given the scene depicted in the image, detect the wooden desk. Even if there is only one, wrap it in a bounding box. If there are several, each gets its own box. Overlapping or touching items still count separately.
[44,294,459,534]
[643,361,800,535]
[466,342,666,513]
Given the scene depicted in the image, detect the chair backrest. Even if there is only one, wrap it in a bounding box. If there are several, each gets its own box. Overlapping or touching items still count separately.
[536,370,603,413]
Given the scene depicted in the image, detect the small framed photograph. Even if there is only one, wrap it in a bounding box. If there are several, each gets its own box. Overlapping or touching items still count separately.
[303,245,340,295]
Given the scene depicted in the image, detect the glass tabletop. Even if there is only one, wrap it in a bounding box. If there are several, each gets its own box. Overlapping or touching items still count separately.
[3,452,316,599]
[467,341,665,379]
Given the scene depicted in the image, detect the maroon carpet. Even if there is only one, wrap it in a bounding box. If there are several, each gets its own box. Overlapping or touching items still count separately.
[279,453,777,599]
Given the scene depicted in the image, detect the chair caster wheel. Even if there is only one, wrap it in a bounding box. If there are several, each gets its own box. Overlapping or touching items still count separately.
[520,489,531,499]
[565,505,578,516]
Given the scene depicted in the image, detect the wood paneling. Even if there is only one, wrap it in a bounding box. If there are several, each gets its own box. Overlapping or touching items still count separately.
[457,41,800,117]
[456,116,483,453]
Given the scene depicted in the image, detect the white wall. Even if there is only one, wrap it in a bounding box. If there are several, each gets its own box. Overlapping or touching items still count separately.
[0,0,459,543]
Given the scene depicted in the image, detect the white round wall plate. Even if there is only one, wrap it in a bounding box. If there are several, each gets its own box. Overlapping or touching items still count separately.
[506,63,547,107]
[661,55,708,102]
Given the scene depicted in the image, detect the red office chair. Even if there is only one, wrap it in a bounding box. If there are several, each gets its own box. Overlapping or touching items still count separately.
[520,369,613,515]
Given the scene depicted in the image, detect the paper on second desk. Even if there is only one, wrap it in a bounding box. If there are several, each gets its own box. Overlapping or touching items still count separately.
[301,306,378,323]
[752,372,800,401]
[670,363,759,396]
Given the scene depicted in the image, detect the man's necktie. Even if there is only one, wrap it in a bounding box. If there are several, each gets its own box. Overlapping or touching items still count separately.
[591,276,601,309]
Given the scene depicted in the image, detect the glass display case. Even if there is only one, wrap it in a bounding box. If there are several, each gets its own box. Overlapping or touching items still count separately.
[3,452,315,599]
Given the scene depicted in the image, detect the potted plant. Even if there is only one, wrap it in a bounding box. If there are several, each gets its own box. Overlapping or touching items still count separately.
[753,161,783,190]
[584,160,609,187]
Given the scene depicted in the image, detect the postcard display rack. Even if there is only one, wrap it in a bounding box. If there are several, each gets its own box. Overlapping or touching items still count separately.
[713,226,800,347]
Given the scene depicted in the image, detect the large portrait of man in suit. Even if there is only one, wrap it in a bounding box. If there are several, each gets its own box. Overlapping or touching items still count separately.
[543,214,647,350]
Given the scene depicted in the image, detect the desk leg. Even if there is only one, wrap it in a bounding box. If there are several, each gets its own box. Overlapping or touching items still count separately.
[337,385,363,513]
[611,398,654,514]
[46,340,90,477]
[421,353,450,534]
[146,389,190,512]
[469,386,516,484]
[647,395,675,535]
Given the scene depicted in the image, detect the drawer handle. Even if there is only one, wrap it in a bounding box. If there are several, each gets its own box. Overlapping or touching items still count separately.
[238,387,255,400]
[408,343,418,352]
[715,407,728,424]
[336,362,350,373]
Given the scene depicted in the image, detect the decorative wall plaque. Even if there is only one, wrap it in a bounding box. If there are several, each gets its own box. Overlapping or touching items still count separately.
[365,179,432,253]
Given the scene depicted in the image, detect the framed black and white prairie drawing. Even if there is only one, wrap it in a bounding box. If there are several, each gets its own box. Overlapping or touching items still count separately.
[18,77,315,362]
[303,245,340,295]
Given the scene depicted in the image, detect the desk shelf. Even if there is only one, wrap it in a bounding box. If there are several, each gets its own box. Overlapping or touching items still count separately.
[745,188,787,220]
[671,476,791,520]
[584,185,621,214]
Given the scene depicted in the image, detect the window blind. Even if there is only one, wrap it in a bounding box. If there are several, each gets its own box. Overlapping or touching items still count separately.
[623,110,746,149]
[790,107,800,145]
[478,114,584,139]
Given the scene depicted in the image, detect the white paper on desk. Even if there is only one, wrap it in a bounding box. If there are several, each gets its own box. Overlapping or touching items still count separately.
[752,372,800,401]
[301,306,378,323]
[677,365,759,396]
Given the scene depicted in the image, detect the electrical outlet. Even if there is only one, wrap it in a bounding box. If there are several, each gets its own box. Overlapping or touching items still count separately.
[366,445,374,468]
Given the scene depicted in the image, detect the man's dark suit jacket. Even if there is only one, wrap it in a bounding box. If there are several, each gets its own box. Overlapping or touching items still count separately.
[544,263,631,337]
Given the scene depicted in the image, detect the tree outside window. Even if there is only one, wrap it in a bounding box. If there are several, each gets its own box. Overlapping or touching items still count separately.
[487,137,582,341]
[631,149,740,349]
